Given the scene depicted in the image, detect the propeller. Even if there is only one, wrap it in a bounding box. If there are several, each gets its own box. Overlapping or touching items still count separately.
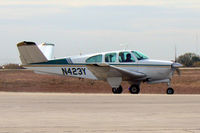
[171,62,182,75]
[172,45,182,75]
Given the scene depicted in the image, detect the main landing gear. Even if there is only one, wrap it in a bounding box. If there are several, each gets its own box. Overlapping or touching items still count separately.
[112,85,123,94]
[129,85,140,94]
[112,85,140,94]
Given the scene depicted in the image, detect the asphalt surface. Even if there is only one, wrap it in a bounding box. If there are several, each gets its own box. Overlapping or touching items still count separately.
[0,93,200,133]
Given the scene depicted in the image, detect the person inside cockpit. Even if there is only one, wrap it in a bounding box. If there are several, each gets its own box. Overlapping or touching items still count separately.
[125,53,133,62]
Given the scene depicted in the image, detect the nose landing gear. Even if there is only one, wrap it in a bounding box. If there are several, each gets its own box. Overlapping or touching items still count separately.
[167,88,174,94]
[167,82,174,94]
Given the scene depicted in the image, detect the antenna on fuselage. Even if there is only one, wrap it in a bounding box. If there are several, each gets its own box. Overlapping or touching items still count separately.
[120,43,128,50]
[79,49,82,55]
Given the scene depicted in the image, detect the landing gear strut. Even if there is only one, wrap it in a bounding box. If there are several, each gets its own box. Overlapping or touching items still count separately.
[129,85,140,94]
[112,85,123,94]
[167,81,174,94]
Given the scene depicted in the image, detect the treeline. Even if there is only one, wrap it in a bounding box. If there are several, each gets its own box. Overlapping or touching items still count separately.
[177,53,200,67]
[0,64,24,69]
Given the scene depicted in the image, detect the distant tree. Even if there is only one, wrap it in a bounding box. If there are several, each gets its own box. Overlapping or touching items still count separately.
[2,64,24,69]
[193,61,200,67]
[177,53,200,67]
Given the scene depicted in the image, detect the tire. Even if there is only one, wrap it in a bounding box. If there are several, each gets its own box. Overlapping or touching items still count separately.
[129,85,140,94]
[167,88,174,95]
[112,88,118,94]
[112,86,123,94]
[117,86,123,94]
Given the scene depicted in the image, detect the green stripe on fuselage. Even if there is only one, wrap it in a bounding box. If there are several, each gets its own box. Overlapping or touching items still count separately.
[31,59,68,65]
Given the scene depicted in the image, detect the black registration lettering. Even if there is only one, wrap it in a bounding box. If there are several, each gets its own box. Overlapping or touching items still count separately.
[81,68,86,75]
[77,68,83,75]
[61,68,68,75]
[61,68,86,76]
[72,68,77,75]
[67,68,72,75]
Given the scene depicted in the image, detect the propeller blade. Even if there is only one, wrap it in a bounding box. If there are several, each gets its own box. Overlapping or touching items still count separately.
[176,68,181,75]
[172,62,183,68]
[171,62,182,76]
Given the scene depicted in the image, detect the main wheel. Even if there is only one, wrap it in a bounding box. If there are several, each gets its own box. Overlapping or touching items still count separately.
[112,86,123,94]
[117,86,123,94]
[167,88,174,94]
[129,85,140,94]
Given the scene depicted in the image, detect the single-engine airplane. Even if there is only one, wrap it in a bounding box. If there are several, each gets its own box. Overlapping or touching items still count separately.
[17,41,182,94]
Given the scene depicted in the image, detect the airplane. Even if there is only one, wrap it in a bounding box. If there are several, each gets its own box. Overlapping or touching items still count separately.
[17,41,182,94]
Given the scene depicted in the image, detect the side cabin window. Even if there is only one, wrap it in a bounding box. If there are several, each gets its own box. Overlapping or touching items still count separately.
[119,52,135,63]
[105,53,116,63]
[86,54,102,63]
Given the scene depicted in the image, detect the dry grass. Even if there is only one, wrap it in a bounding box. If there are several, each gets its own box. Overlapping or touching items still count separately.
[0,69,200,94]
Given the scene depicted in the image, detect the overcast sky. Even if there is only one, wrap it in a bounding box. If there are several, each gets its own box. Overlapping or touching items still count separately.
[0,0,200,65]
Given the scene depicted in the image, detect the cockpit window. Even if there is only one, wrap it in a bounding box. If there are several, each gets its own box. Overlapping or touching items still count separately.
[132,51,148,60]
[105,53,116,62]
[119,52,135,62]
[86,54,102,63]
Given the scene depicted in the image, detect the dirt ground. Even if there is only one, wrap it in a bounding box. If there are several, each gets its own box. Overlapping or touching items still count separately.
[0,69,200,94]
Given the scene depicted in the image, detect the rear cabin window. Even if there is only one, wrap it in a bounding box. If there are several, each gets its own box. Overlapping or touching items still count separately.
[105,53,116,62]
[86,54,102,63]
[119,52,135,62]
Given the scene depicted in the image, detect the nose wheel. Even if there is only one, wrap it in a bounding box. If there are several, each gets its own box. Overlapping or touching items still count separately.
[167,88,174,94]
[167,81,174,94]
[112,85,123,94]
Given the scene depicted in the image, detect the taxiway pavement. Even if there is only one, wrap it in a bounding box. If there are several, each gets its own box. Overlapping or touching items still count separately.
[0,93,200,133]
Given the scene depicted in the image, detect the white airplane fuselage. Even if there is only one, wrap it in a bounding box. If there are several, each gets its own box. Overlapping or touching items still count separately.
[17,41,181,94]
[24,50,173,83]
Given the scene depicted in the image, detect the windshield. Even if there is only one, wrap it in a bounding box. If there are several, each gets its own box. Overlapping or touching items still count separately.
[131,51,148,60]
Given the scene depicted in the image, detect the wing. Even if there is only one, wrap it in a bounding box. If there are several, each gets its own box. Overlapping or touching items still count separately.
[86,64,146,81]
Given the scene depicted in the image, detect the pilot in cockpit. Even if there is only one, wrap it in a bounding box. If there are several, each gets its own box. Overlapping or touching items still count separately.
[125,53,134,62]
